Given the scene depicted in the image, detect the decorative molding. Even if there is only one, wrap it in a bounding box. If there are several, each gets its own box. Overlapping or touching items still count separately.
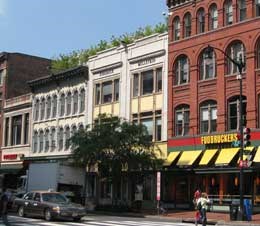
[128,50,166,65]
[91,62,123,75]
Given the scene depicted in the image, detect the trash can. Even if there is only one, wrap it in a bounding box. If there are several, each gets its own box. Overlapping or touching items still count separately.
[243,199,252,221]
[230,204,239,221]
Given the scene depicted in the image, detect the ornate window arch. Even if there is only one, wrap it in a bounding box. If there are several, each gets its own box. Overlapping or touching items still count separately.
[237,0,246,22]
[60,93,65,117]
[50,127,56,152]
[173,16,180,41]
[173,55,189,85]
[33,131,38,152]
[200,100,217,134]
[44,129,50,152]
[73,90,79,114]
[256,0,260,16]
[183,12,192,38]
[224,0,233,26]
[39,130,44,152]
[209,3,218,30]
[79,89,85,113]
[40,98,45,120]
[197,8,205,34]
[66,92,72,116]
[46,96,51,119]
[58,127,64,151]
[34,99,40,121]
[65,126,70,150]
[175,104,190,136]
[199,48,216,80]
[52,95,57,118]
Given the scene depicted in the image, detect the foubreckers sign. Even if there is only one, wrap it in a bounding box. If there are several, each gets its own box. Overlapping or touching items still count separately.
[201,133,238,145]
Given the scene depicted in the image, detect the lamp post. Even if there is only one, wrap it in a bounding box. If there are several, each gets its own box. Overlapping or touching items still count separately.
[205,45,246,220]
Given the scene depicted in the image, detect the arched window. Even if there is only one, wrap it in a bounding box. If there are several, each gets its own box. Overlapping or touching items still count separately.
[39,130,44,152]
[226,41,246,75]
[58,127,64,151]
[199,48,216,80]
[197,8,205,34]
[44,129,49,152]
[224,0,233,25]
[79,124,84,131]
[65,127,70,150]
[209,4,218,30]
[79,89,85,113]
[52,95,57,118]
[200,100,217,134]
[66,92,72,116]
[73,91,78,114]
[72,125,77,135]
[173,16,180,41]
[183,13,192,38]
[33,131,38,152]
[40,98,45,120]
[60,93,65,117]
[46,97,51,119]
[238,0,246,21]
[50,128,56,151]
[174,55,189,85]
[228,96,247,130]
[34,99,40,121]
[175,105,190,136]
[256,38,260,69]
[256,0,260,16]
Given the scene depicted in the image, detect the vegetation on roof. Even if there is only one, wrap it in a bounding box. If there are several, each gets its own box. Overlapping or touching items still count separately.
[51,22,167,72]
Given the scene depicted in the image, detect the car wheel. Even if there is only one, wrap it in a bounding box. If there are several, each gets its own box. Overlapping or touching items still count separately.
[73,217,81,222]
[44,208,52,221]
[18,206,25,217]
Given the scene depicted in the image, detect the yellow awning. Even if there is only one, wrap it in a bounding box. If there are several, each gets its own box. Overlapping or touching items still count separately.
[177,150,202,166]
[199,149,218,165]
[253,147,260,162]
[163,151,180,166]
[215,148,239,165]
[237,146,254,163]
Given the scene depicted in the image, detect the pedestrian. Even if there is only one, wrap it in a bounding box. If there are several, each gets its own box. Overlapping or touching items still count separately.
[193,189,201,226]
[0,188,10,217]
[197,192,210,226]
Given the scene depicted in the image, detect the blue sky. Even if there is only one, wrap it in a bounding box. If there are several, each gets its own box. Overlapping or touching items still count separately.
[0,0,167,59]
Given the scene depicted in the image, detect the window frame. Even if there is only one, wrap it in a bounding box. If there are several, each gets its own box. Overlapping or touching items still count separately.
[209,4,218,30]
[175,106,190,136]
[224,0,233,26]
[238,0,247,22]
[60,94,65,117]
[199,49,216,80]
[184,13,192,38]
[173,16,180,41]
[200,101,217,134]
[197,8,205,34]
[66,92,72,116]
[174,56,189,85]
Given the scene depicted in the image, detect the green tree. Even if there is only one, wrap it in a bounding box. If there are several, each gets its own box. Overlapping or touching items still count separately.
[70,114,162,206]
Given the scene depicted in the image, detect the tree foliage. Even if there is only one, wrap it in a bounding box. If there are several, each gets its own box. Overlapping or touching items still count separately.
[51,22,168,72]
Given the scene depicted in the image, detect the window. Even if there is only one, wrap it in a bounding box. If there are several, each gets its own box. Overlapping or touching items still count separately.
[209,4,218,30]
[45,130,49,152]
[73,91,78,114]
[142,70,153,95]
[4,118,9,146]
[133,74,139,97]
[11,115,22,145]
[173,16,180,40]
[155,117,162,141]
[50,128,56,151]
[102,81,112,103]
[114,79,119,102]
[60,94,65,117]
[65,127,70,150]
[200,101,217,134]
[228,96,247,130]
[79,124,84,131]
[52,95,57,118]
[33,131,38,152]
[174,55,189,85]
[24,113,29,144]
[46,97,51,119]
[238,0,246,21]
[0,69,4,85]
[199,48,216,80]
[156,68,162,92]
[66,92,72,115]
[226,42,246,75]
[58,128,64,151]
[34,99,40,121]
[256,0,260,16]
[40,98,45,120]
[257,39,260,69]
[95,84,101,105]
[39,131,44,152]
[197,8,205,34]
[0,93,2,113]
[140,118,153,141]
[72,125,77,135]
[79,89,85,113]
[175,106,190,136]
[184,13,192,38]
[224,0,233,25]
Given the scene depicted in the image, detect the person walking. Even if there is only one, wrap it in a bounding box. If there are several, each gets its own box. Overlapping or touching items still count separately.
[197,192,210,226]
[193,189,201,226]
[0,188,9,217]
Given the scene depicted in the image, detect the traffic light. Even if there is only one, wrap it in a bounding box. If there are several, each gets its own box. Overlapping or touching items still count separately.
[243,127,251,147]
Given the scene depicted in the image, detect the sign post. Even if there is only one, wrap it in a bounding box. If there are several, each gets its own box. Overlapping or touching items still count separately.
[156,172,161,215]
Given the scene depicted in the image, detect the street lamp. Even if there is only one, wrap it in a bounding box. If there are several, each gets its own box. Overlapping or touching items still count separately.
[205,45,246,220]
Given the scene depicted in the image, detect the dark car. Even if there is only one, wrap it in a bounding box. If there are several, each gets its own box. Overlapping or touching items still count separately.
[14,191,86,221]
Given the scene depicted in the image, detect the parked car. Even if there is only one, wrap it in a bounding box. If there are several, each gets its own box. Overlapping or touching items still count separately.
[13,190,86,221]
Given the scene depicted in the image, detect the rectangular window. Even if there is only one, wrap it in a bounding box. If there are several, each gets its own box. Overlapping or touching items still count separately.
[39,132,44,152]
[257,0,260,16]
[95,84,101,105]
[0,70,4,85]
[11,115,22,145]
[52,97,57,118]
[24,113,29,144]
[114,79,119,102]
[226,3,233,25]
[40,101,45,120]
[140,117,153,141]
[4,118,9,146]
[133,74,139,97]
[102,81,112,104]
[201,108,209,133]
[211,107,217,132]
[175,109,189,136]
[142,70,153,95]
[156,68,162,92]
[155,117,162,141]
[239,0,247,21]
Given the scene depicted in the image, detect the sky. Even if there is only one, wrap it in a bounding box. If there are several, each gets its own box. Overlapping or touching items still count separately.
[0,0,167,59]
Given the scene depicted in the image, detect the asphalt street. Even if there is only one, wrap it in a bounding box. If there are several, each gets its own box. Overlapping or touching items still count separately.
[0,214,197,226]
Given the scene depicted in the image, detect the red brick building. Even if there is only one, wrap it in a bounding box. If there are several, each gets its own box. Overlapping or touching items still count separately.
[165,0,260,211]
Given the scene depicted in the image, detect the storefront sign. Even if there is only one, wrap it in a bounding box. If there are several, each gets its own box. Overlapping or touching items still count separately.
[156,171,161,201]
[3,154,18,160]
[201,133,238,144]
[138,58,156,66]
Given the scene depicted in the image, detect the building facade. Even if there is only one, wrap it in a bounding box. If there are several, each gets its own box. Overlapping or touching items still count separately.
[87,33,168,209]
[166,0,260,211]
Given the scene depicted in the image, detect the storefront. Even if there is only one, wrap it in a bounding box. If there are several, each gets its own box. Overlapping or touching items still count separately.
[164,131,260,212]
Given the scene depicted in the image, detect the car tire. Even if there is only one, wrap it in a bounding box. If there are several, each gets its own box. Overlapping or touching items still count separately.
[73,217,81,222]
[18,206,25,217]
[44,208,52,221]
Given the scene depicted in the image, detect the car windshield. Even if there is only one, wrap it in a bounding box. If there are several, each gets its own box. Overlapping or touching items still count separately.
[42,193,68,203]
